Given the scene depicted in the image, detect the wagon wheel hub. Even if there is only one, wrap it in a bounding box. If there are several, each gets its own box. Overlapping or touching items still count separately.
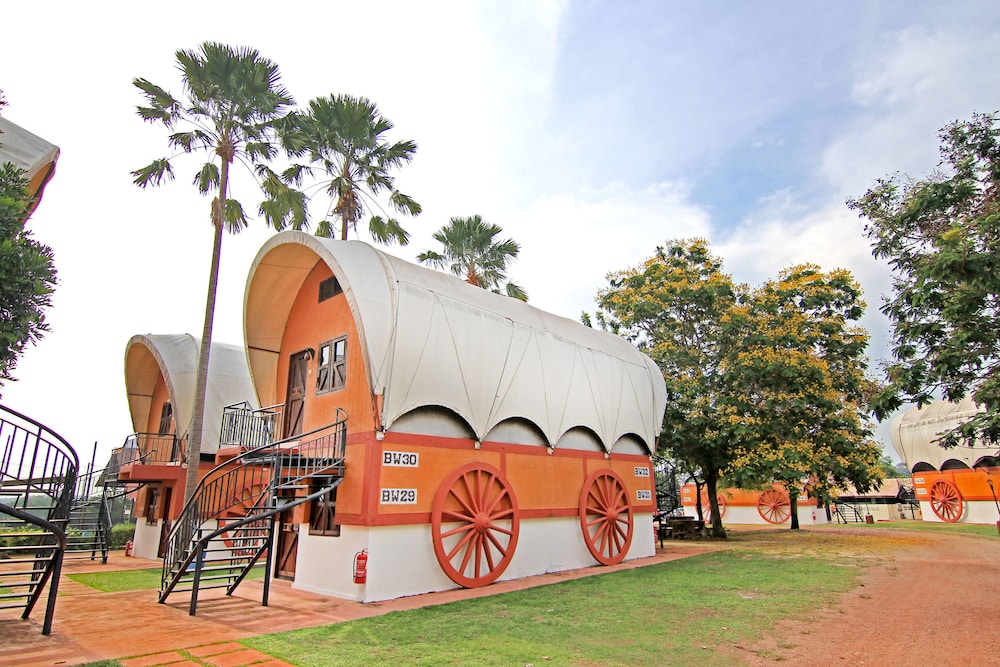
[474,512,491,533]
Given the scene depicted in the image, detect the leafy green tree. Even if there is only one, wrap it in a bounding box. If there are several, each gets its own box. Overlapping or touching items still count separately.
[277,94,421,243]
[723,265,884,528]
[595,239,740,537]
[848,111,1000,449]
[0,164,57,393]
[877,454,907,479]
[418,215,528,300]
[0,93,57,395]
[132,42,293,503]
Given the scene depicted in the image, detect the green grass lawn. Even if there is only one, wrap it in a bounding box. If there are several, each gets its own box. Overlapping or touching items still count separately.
[77,523,993,667]
[852,519,999,538]
[241,528,897,667]
[67,565,265,592]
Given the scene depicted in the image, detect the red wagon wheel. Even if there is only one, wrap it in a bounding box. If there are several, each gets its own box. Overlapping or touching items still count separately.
[432,462,520,588]
[702,494,727,522]
[929,479,963,523]
[579,469,634,565]
[757,489,791,524]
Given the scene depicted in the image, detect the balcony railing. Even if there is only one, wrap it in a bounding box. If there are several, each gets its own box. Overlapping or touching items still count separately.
[122,432,180,465]
[219,402,282,452]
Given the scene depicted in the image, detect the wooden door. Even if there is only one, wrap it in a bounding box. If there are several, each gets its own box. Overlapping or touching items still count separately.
[275,513,298,580]
[157,487,173,558]
[284,351,309,439]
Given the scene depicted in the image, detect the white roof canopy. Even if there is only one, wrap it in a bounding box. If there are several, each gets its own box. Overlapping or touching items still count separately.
[245,232,667,453]
[0,116,59,216]
[124,334,257,453]
[891,397,995,470]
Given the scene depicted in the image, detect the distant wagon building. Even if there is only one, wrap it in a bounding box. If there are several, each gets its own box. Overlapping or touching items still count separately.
[679,484,828,527]
[891,398,1000,525]
[121,334,257,560]
[175,231,667,604]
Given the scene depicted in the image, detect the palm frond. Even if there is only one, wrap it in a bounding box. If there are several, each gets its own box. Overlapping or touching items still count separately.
[245,141,277,162]
[133,78,179,126]
[316,219,335,238]
[389,190,422,216]
[259,166,309,230]
[193,162,220,194]
[131,158,174,188]
[223,197,248,233]
[169,131,199,153]
[368,216,410,246]
[505,282,529,302]
[281,163,311,186]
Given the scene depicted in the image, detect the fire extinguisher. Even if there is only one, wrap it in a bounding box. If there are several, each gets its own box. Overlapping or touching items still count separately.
[353,548,368,584]
[125,540,133,557]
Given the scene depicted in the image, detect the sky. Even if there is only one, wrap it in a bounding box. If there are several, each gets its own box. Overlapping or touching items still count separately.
[3,1,1000,470]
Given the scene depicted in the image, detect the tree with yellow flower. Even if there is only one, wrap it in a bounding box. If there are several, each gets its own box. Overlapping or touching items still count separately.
[722,265,884,528]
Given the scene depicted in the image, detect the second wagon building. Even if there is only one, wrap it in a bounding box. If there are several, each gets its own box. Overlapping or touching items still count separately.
[234,231,667,602]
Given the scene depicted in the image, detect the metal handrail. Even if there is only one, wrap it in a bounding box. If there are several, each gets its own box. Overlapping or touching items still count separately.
[160,410,347,599]
[163,479,345,614]
[0,403,78,635]
[121,432,180,465]
[219,402,283,450]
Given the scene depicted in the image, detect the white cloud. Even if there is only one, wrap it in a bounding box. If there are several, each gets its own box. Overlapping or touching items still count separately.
[825,26,1000,197]
[507,180,712,318]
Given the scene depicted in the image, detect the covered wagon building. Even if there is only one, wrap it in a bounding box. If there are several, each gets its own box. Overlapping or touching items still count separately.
[231,231,667,602]
[121,334,257,559]
[892,398,1000,524]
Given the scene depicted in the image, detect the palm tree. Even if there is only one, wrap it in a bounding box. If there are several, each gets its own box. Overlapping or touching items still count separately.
[278,94,421,243]
[132,42,293,503]
[418,215,528,301]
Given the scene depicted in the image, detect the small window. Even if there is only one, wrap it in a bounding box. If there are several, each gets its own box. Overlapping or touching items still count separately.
[316,336,347,394]
[309,487,340,536]
[319,276,343,302]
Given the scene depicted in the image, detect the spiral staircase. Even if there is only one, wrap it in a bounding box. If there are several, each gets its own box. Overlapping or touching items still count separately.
[0,404,79,635]
[158,405,347,615]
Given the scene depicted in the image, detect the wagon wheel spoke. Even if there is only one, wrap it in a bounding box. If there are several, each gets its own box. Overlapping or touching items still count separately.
[757,489,791,524]
[432,463,520,588]
[930,480,963,523]
[579,470,634,565]
[444,525,478,559]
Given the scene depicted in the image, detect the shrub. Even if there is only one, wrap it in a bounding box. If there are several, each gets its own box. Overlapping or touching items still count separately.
[110,523,135,550]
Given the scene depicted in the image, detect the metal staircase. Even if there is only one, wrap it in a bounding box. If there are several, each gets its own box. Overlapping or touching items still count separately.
[62,453,132,564]
[0,403,79,635]
[834,500,866,523]
[159,408,347,615]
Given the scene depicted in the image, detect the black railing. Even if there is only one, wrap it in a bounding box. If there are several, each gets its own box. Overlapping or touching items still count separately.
[834,500,866,523]
[159,410,347,612]
[122,432,180,465]
[219,402,282,451]
[0,403,79,635]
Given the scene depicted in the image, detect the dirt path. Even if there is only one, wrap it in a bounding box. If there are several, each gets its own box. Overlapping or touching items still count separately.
[738,528,1000,666]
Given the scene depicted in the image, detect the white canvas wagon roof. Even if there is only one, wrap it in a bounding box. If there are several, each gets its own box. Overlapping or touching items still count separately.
[124,334,257,453]
[0,116,59,217]
[891,397,995,471]
[245,232,667,453]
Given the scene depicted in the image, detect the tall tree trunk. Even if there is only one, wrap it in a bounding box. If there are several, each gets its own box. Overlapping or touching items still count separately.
[182,159,228,505]
[693,478,705,522]
[789,491,800,530]
[706,472,727,539]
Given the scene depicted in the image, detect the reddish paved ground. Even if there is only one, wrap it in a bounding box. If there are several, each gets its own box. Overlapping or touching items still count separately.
[0,544,709,667]
[3,527,997,666]
[735,528,1000,666]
